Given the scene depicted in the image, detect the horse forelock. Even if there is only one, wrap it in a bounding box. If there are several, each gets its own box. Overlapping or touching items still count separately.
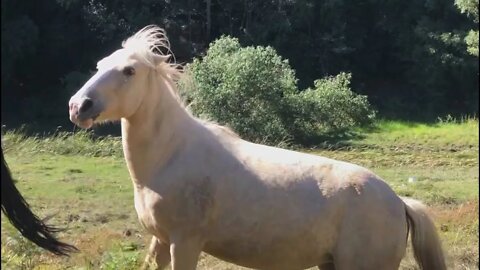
[121,25,185,100]
[122,25,180,77]
[121,25,235,133]
[123,25,169,64]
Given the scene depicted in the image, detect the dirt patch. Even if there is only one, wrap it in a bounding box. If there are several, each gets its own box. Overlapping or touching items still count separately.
[430,199,479,269]
[94,213,111,224]
[432,199,479,231]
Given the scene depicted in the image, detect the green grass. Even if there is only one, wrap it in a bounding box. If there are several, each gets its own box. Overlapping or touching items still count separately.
[1,119,478,269]
[353,117,478,149]
[2,128,123,158]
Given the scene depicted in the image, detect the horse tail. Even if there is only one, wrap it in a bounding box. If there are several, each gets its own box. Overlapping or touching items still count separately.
[402,197,446,270]
[1,147,78,256]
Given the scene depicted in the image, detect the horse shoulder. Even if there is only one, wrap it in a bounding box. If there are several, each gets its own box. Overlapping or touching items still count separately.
[136,142,223,233]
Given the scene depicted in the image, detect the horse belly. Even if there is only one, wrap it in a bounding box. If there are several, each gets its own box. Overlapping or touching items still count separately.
[203,200,337,269]
[203,228,331,269]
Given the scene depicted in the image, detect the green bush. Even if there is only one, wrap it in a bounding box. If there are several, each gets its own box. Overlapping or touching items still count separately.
[181,36,297,144]
[180,36,375,145]
[288,72,376,141]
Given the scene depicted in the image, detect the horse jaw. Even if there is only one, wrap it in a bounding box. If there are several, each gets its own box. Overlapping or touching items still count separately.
[68,111,95,129]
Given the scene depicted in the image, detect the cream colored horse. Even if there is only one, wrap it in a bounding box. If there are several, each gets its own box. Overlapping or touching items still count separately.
[68,25,446,270]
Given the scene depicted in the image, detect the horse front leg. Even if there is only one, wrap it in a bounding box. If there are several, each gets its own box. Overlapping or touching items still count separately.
[142,236,171,270]
[169,233,203,270]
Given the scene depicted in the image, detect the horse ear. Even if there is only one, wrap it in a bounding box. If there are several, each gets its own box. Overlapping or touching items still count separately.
[153,54,171,65]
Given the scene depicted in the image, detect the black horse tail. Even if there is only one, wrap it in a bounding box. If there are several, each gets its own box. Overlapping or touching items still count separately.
[1,147,78,256]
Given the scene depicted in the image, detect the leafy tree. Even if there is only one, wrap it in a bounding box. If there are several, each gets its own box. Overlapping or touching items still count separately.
[455,0,479,56]
[1,0,478,130]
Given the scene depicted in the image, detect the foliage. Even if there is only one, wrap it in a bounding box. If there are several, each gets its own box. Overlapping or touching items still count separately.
[464,30,479,56]
[455,0,479,56]
[288,72,376,141]
[181,36,297,144]
[0,0,478,130]
[455,0,479,22]
[181,37,375,144]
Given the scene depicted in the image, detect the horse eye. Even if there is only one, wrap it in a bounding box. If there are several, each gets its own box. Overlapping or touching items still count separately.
[123,66,135,76]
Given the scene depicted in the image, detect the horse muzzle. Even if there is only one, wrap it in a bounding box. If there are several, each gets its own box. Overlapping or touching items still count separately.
[69,97,101,129]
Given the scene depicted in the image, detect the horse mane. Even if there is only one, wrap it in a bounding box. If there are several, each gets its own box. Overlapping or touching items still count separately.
[122,25,182,80]
[123,25,240,138]
[122,25,185,102]
[1,147,78,256]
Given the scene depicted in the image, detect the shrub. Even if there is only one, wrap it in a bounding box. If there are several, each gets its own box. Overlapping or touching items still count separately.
[288,72,376,141]
[180,36,375,145]
[181,36,297,144]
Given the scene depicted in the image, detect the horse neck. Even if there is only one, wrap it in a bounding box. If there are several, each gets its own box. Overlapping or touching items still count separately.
[121,70,195,186]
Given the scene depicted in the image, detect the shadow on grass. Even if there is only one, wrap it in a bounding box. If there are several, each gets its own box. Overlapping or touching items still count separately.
[296,130,367,150]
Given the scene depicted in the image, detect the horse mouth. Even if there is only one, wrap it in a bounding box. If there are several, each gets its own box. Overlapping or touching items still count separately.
[73,113,100,129]
[79,118,95,129]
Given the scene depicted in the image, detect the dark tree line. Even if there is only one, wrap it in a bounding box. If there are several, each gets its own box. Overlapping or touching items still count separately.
[1,0,478,129]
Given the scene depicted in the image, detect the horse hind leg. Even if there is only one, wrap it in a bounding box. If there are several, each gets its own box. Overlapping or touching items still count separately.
[142,236,171,270]
[331,232,405,270]
[331,213,407,269]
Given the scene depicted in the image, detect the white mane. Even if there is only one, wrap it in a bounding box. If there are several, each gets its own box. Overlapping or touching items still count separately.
[120,25,184,104]
[122,25,175,69]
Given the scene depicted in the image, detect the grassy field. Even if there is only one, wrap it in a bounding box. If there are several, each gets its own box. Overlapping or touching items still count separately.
[1,119,478,269]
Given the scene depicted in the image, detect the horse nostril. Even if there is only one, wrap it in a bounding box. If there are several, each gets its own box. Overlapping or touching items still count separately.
[79,99,94,114]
